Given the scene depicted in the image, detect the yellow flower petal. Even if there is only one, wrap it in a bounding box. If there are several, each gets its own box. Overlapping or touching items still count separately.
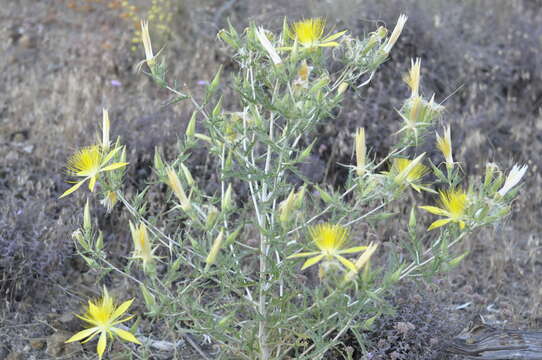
[337,246,368,254]
[317,41,340,47]
[427,218,452,231]
[335,255,358,272]
[322,30,347,42]
[418,205,449,216]
[88,175,97,191]
[111,327,142,344]
[59,180,86,198]
[301,254,325,270]
[100,162,129,172]
[287,251,320,259]
[112,314,135,325]
[101,146,122,164]
[97,331,107,360]
[65,327,99,343]
[110,299,134,322]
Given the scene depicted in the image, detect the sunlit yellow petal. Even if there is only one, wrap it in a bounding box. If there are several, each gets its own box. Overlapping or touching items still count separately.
[322,30,347,42]
[59,180,86,198]
[100,162,129,172]
[110,299,133,322]
[335,255,358,272]
[418,205,449,216]
[427,218,452,230]
[337,246,368,254]
[287,251,321,259]
[88,175,97,191]
[301,254,325,270]
[97,332,107,360]
[317,41,340,47]
[111,327,142,344]
[65,327,99,343]
[112,314,135,325]
[101,146,122,165]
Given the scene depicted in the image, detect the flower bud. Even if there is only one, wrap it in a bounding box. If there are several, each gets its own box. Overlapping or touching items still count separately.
[205,230,224,270]
[355,127,366,177]
[383,14,407,53]
[222,184,233,211]
[166,167,191,212]
[102,108,110,151]
[83,199,92,231]
[180,162,194,187]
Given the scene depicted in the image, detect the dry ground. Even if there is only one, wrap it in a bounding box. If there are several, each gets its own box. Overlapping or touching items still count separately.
[1,0,541,359]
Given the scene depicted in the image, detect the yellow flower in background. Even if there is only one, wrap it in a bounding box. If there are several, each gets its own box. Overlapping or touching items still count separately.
[287,223,367,272]
[65,286,141,360]
[60,145,128,198]
[436,126,454,168]
[286,18,346,50]
[384,154,432,193]
[419,188,469,230]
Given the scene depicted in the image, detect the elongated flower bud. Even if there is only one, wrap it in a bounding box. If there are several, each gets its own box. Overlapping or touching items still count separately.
[343,242,379,283]
[102,108,110,151]
[205,205,219,229]
[205,230,224,270]
[180,162,194,187]
[186,112,197,139]
[140,19,155,68]
[222,184,233,212]
[166,166,191,211]
[129,222,156,271]
[83,199,92,231]
[436,126,453,168]
[100,191,118,213]
[384,14,407,53]
[355,127,366,177]
[497,164,528,197]
[279,189,297,226]
[255,27,282,65]
[403,58,421,98]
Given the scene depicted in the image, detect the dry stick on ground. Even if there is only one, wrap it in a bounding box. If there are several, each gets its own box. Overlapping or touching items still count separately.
[444,315,542,360]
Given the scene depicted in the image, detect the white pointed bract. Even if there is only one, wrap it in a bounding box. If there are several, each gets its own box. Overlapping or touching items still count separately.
[498,164,528,197]
[255,27,282,65]
[384,14,407,53]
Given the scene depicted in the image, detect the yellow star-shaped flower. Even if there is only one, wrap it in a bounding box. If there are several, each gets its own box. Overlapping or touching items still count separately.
[284,18,346,50]
[65,286,141,360]
[60,145,128,198]
[419,188,469,230]
[288,223,367,272]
